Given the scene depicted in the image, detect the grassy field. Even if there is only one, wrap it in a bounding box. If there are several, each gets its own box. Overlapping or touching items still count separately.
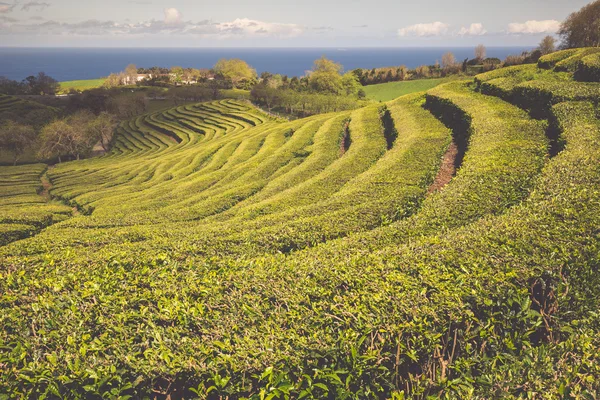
[58,78,106,93]
[1,47,600,399]
[363,78,447,101]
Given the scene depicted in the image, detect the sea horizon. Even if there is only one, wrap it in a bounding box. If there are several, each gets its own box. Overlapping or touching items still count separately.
[0,46,531,82]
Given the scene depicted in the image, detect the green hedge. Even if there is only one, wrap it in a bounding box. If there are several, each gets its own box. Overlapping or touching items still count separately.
[554,47,600,72]
[0,83,598,398]
[574,52,600,82]
[537,48,580,69]
[512,80,600,118]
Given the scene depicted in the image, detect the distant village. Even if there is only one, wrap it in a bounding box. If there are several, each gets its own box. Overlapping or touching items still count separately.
[112,65,216,87]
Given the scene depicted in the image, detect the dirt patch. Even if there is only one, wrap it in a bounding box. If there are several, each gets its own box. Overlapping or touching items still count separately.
[39,172,53,201]
[428,142,458,194]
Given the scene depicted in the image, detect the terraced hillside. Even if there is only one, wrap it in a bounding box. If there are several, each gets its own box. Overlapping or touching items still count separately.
[0,94,56,116]
[0,94,59,164]
[1,49,600,399]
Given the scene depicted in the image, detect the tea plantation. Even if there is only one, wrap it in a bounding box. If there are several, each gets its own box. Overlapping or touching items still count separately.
[1,48,599,399]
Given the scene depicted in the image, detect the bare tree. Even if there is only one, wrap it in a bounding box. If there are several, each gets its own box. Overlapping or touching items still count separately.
[539,36,557,55]
[124,64,138,85]
[68,110,96,159]
[38,111,99,162]
[475,44,487,61]
[442,52,457,70]
[415,65,431,78]
[87,112,117,151]
[38,120,74,163]
[104,73,121,88]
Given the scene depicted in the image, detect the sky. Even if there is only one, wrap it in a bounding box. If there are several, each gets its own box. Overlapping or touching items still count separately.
[0,0,592,47]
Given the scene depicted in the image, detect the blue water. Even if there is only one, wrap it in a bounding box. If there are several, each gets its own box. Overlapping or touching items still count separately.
[0,47,530,82]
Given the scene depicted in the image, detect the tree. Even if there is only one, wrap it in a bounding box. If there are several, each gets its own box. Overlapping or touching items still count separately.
[38,111,107,162]
[559,0,600,48]
[104,73,121,88]
[68,110,97,159]
[397,66,409,81]
[266,74,284,89]
[0,121,37,165]
[341,73,361,96]
[415,65,431,78]
[24,72,59,95]
[86,112,117,152]
[38,120,74,163]
[539,35,557,55]
[308,57,344,94]
[0,76,25,95]
[504,54,526,67]
[475,44,486,61]
[213,59,257,89]
[251,84,281,112]
[442,52,457,70]
[171,66,184,84]
[124,64,138,85]
[184,68,201,84]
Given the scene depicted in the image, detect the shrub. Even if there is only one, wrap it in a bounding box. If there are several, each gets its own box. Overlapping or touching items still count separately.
[537,48,580,69]
[574,52,600,82]
[0,67,599,399]
[554,47,600,72]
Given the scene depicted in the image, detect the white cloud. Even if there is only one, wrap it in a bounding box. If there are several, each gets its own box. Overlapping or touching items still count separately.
[188,18,303,38]
[21,2,51,11]
[220,18,303,37]
[0,2,16,13]
[508,20,560,34]
[458,23,486,36]
[0,15,304,38]
[163,8,181,25]
[398,22,449,37]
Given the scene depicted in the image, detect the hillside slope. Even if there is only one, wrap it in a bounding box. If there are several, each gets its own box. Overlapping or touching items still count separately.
[1,48,599,399]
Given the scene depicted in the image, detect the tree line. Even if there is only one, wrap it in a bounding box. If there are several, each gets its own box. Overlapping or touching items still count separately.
[102,59,259,91]
[0,111,116,165]
[250,57,366,117]
[355,39,553,86]
[0,72,59,96]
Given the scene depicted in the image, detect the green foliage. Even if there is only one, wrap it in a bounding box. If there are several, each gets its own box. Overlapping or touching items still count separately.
[0,164,72,245]
[537,49,580,69]
[308,57,351,95]
[0,62,599,399]
[475,54,600,118]
[574,52,600,82]
[558,0,600,48]
[214,59,258,89]
[553,48,600,72]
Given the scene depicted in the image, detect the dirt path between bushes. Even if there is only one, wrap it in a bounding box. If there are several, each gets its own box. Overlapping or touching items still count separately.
[428,142,458,194]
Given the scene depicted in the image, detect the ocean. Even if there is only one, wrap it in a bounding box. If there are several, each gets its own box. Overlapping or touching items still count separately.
[0,47,530,82]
